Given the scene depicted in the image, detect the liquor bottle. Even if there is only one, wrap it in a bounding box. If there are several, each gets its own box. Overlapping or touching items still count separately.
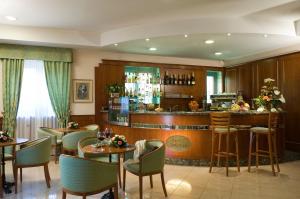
[174,74,178,85]
[187,74,191,85]
[191,72,195,85]
[178,74,182,85]
[182,74,186,85]
[164,71,168,85]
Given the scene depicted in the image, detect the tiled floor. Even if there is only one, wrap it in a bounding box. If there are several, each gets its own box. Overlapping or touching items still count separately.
[2,159,300,199]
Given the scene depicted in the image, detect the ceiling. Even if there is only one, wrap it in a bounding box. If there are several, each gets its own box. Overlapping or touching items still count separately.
[1,0,300,65]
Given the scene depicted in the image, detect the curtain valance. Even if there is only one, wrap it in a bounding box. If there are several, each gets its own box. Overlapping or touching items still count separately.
[0,44,72,62]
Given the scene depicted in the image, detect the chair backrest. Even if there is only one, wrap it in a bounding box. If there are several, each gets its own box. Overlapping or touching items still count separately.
[84,124,99,133]
[210,112,231,127]
[37,127,62,145]
[59,154,118,194]
[269,112,280,129]
[16,137,51,166]
[62,130,97,151]
[78,137,100,159]
[140,140,165,174]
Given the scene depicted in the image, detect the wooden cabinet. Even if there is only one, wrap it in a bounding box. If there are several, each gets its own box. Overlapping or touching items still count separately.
[225,68,237,93]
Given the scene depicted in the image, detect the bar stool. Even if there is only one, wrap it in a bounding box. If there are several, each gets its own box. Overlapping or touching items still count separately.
[248,112,280,176]
[209,112,240,176]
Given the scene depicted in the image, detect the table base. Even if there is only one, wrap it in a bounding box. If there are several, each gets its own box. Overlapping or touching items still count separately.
[101,191,114,199]
[3,181,14,194]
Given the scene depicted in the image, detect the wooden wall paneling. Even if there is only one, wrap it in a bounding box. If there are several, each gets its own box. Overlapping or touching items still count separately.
[237,63,252,102]
[225,68,237,93]
[95,65,103,124]
[279,53,300,151]
[256,58,278,92]
[70,115,95,127]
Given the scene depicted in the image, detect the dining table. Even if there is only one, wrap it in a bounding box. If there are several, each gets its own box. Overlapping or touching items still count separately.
[81,143,136,199]
[0,137,29,197]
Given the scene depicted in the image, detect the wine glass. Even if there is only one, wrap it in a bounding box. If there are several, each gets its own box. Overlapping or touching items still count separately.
[97,131,106,151]
[105,128,111,138]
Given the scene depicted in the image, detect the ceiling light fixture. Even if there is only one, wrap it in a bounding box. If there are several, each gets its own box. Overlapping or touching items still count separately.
[145,38,150,41]
[184,34,188,38]
[149,47,157,51]
[264,34,268,38]
[114,43,118,46]
[205,40,214,44]
[227,33,231,36]
[215,52,223,56]
[5,16,17,21]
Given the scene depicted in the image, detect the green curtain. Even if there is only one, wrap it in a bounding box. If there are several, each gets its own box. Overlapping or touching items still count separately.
[2,58,24,137]
[44,61,71,128]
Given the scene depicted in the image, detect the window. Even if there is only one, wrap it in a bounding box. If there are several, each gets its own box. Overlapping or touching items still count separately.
[16,60,57,139]
[206,71,222,103]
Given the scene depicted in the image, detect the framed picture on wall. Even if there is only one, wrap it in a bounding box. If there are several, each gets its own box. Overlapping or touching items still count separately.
[73,79,93,103]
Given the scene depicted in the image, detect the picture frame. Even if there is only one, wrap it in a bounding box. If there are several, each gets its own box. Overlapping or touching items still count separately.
[73,79,93,103]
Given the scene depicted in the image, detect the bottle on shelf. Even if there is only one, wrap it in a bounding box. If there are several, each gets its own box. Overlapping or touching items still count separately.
[178,74,182,85]
[174,74,178,85]
[191,72,196,85]
[164,71,169,85]
[187,74,191,85]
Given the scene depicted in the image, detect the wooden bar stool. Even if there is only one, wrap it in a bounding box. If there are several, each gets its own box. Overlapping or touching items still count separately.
[209,112,240,176]
[248,112,280,176]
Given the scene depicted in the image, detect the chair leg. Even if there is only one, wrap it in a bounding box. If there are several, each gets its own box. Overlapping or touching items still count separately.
[217,134,222,167]
[122,168,126,191]
[14,165,18,194]
[83,196,86,199]
[139,176,143,199]
[256,134,259,169]
[248,132,253,172]
[161,172,168,197]
[114,184,119,199]
[150,175,153,188]
[118,154,121,188]
[272,133,280,172]
[20,168,23,182]
[44,164,51,188]
[235,133,240,172]
[267,134,276,176]
[209,133,216,173]
[62,190,66,199]
[226,133,229,176]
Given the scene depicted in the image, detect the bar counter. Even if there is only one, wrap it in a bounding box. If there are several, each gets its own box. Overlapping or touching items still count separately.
[99,110,285,160]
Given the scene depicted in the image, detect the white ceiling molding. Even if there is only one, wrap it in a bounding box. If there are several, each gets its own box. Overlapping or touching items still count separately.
[100,17,296,46]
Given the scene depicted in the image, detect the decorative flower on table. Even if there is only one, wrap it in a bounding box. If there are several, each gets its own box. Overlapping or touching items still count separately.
[111,134,127,147]
[254,78,285,112]
[0,131,12,143]
[67,121,79,129]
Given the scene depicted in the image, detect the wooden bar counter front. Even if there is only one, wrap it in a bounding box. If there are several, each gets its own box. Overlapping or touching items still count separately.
[99,111,285,160]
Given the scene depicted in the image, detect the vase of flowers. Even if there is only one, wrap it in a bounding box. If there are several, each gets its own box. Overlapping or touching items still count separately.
[0,131,11,142]
[111,134,127,147]
[254,78,285,112]
[67,121,79,129]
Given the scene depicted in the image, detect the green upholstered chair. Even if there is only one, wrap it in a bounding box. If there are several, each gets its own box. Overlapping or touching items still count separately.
[78,137,121,187]
[59,154,118,199]
[13,137,52,193]
[37,127,63,163]
[123,140,167,199]
[84,124,99,133]
[62,130,96,155]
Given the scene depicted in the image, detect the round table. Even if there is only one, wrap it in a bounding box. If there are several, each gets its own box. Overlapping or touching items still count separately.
[81,144,135,199]
[0,138,29,196]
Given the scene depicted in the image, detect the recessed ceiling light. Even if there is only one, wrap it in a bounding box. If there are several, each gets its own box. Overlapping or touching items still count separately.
[227,33,231,36]
[145,38,150,41]
[184,34,188,38]
[215,52,223,56]
[264,34,268,38]
[5,16,17,21]
[149,47,157,51]
[205,40,214,44]
[114,43,118,46]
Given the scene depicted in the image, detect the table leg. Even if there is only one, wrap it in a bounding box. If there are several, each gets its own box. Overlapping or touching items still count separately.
[2,147,14,194]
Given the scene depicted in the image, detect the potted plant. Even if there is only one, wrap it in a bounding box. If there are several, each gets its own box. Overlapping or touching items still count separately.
[107,83,124,97]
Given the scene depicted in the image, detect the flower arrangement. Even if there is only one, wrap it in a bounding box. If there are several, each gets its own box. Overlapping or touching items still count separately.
[107,83,124,96]
[254,78,285,111]
[0,131,11,142]
[111,134,127,147]
[67,121,79,129]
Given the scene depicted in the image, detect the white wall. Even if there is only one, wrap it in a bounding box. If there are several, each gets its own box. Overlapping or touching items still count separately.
[0,48,222,116]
